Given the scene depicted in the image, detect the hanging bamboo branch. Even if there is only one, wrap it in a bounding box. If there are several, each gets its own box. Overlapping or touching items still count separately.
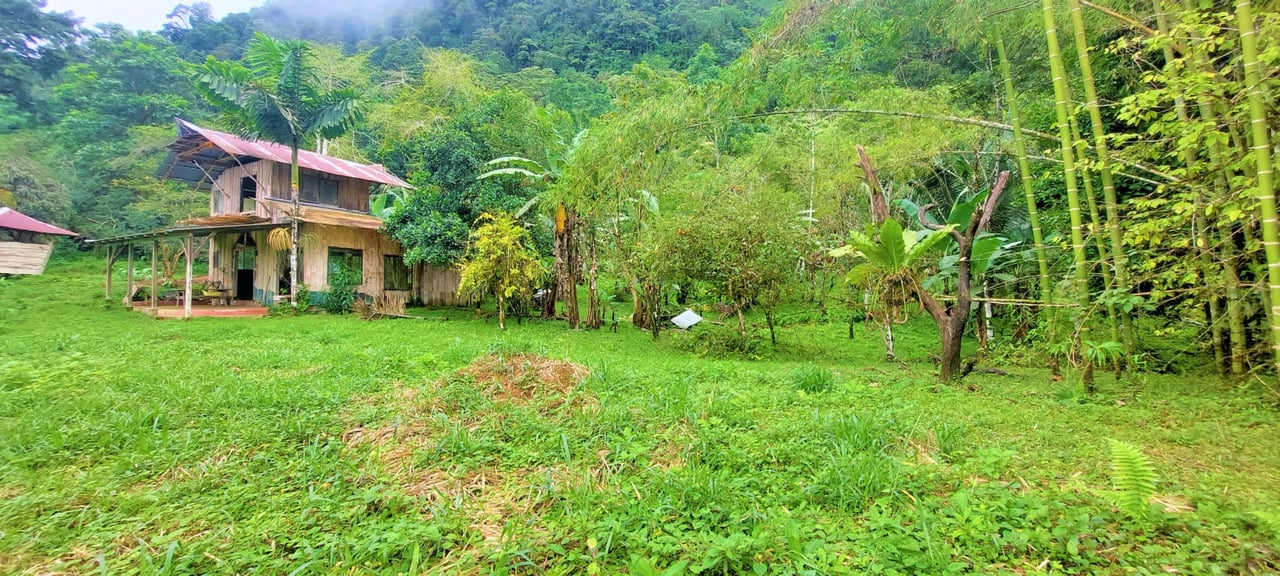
[682,108,1178,183]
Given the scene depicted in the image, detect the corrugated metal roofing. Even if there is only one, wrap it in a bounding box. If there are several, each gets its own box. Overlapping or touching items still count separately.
[160,119,412,189]
[0,207,78,236]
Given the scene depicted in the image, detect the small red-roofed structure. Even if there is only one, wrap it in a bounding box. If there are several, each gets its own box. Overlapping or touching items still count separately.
[0,207,78,275]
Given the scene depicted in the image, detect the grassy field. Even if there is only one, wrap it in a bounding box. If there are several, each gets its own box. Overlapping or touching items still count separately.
[2,257,1279,575]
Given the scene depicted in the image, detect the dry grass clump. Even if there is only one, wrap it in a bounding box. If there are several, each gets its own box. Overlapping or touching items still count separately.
[342,354,594,524]
[458,353,589,403]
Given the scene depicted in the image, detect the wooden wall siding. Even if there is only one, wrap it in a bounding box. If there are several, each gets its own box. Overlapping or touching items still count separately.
[252,230,281,304]
[0,241,54,274]
[419,265,462,307]
[210,161,276,217]
[209,161,373,219]
[207,233,237,288]
[297,223,409,300]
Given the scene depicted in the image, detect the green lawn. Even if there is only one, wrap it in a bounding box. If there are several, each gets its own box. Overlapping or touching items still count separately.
[2,258,1278,575]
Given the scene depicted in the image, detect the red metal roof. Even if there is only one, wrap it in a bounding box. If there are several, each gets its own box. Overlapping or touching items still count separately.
[0,207,78,236]
[176,119,412,189]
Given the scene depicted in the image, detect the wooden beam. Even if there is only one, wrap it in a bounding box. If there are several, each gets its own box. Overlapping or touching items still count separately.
[104,246,116,300]
[124,244,135,308]
[191,160,229,208]
[184,234,193,319]
[151,240,159,311]
[175,140,216,160]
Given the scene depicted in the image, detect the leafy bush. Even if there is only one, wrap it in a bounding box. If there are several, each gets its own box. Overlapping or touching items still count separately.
[271,283,314,317]
[322,265,360,314]
[791,366,835,393]
[672,325,761,358]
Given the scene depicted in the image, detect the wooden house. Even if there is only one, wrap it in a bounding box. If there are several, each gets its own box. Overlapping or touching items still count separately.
[0,207,78,275]
[88,119,460,317]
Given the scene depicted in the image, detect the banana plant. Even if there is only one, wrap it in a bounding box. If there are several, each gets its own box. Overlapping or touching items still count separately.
[835,171,1013,380]
[478,129,588,327]
[369,186,410,219]
[830,217,955,360]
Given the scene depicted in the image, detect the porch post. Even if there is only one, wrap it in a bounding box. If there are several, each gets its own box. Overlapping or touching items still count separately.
[104,246,115,301]
[150,240,159,312]
[124,244,135,308]
[184,234,194,319]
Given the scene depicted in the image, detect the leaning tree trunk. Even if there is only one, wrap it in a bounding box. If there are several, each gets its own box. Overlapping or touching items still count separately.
[1067,0,1135,356]
[995,30,1052,308]
[289,142,301,305]
[1236,0,1280,387]
[1042,0,1093,370]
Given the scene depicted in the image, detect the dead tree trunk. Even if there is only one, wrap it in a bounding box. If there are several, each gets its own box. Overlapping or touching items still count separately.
[555,204,580,329]
[585,226,601,329]
[917,171,1011,381]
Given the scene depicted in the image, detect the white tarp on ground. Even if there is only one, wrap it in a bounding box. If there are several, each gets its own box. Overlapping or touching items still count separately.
[671,308,703,329]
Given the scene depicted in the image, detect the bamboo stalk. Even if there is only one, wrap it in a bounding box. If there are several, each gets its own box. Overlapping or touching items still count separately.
[1236,0,1280,385]
[995,30,1052,307]
[1042,0,1094,353]
[1067,0,1135,356]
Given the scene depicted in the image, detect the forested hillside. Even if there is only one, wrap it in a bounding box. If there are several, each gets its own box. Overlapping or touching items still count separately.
[0,0,779,239]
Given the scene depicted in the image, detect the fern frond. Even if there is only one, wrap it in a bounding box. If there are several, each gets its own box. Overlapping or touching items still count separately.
[1106,439,1157,520]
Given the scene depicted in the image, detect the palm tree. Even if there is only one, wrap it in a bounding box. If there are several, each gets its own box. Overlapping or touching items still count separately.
[194,32,364,304]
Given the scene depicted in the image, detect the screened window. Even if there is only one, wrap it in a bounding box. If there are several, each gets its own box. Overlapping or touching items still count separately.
[301,174,339,206]
[328,248,363,284]
[384,255,411,290]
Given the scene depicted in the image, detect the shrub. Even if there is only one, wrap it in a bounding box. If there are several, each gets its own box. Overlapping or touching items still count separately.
[321,265,359,314]
[791,366,835,393]
[672,325,761,358]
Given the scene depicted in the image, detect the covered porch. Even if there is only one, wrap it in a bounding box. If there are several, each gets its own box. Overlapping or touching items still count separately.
[86,216,287,319]
[133,302,269,319]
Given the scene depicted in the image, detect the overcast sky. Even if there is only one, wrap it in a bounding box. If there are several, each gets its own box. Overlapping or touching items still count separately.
[43,0,263,32]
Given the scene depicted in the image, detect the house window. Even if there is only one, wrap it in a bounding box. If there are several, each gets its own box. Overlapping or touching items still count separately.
[301,174,339,206]
[240,177,257,213]
[384,255,411,290]
[328,248,363,285]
